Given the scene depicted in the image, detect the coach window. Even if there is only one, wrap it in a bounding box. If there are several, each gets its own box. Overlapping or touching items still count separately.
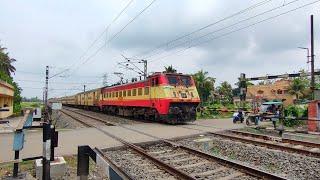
[128,89,131,96]
[145,87,149,95]
[116,91,118,97]
[138,88,142,96]
[123,90,126,97]
[133,89,137,96]
[119,91,122,97]
[112,92,115,98]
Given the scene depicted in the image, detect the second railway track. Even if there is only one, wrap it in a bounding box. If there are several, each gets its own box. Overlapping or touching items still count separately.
[59,107,285,180]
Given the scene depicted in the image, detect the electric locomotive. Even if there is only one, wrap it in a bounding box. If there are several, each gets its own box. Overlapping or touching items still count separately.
[57,72,200,124]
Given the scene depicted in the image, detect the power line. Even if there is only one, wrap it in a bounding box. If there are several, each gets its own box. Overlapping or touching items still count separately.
[108,0,157,43]
[57,0,134,78]
[78,0,134,61]
[151,0,320,63]
[67,0,157,77]
[133,0,273,59]
[146,0,300,60]
[15,79,101,85]
[20,87,83,91]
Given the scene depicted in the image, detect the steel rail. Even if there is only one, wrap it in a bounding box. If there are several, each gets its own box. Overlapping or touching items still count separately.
[94,148,134,180]
[60,110,93,128]
[175,144,286,180]
[61,108,195,180]
[63,108,286,179]
[282,138,320,148]
[230,129,320,149]
[61,108,114,126]
[211,131,320,158]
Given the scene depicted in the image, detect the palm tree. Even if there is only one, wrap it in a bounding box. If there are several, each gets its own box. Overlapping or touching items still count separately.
[192,70,215,103]
[217,81,233,105]
[288,78,308,100]
[0,45,16,76]
[163,65,177,73]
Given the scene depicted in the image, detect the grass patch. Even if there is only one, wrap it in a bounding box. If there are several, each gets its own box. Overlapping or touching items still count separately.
[0,160,35,177]
[21,102,43,109]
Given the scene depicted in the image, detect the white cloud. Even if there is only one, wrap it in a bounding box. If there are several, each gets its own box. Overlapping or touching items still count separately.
[1,0,320,97]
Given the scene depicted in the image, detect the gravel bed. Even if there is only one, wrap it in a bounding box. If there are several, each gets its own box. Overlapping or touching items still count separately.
[65,107,141,125]
[52,110,86,129]
[177,134,320,180]
[105,149,176,180]
[143,143,256,179]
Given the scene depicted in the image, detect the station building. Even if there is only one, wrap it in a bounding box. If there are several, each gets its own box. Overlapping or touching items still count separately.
[0,79,14,119]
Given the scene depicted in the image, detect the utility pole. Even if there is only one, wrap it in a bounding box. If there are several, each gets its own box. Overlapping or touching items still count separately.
[83,85,86,92]
[43,65,51,180]
[45,66,49,120]
[103,73,108,86]
[310,15,315,99]
[142,60,147,80]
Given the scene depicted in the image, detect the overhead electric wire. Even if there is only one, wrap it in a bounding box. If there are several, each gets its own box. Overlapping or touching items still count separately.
[67,0,157,77]
[78,0,134,61]
[107,0,157,43]
[150,0,320,62]
[133,0,273,59]
[146,0,301,60]
[15,79,101,85]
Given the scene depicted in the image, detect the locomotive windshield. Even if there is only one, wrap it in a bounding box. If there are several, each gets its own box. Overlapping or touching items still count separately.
[166,75,193,87]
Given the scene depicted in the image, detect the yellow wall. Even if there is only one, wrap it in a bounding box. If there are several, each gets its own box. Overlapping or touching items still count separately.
[246,79,295,106]
[0,81,14,119]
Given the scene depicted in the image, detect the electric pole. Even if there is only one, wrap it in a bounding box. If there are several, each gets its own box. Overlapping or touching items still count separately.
[142,59,147,80]
[83,85,86,92]
[45,66,49,122]
[103,73,108,86]
[310,15,315,99]
[43,65,51,180]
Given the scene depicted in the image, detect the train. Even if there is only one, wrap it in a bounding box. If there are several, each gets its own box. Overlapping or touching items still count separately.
[53,72,201,124]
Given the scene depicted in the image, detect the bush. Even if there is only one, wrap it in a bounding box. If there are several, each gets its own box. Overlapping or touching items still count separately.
[283,105,307,127]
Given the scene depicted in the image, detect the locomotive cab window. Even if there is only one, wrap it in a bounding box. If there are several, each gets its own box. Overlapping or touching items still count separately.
[138,88,142,96]
[151,77,159,86]
[167,76,178,86]
[181,76,192,87]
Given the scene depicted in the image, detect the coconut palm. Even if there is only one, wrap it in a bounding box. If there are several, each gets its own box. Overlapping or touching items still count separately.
[288,78,308,100]
[192,70,215,103]
[163,65,177,73]
[0,45,16,76]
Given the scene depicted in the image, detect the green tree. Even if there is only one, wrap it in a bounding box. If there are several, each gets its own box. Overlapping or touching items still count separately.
[0,45,16,76]
[0,71,22,113]
[163,65,177,73]
[0,45,21,113]
[288,78,309,100]
[192,70,215,103]
[217,81,233,105]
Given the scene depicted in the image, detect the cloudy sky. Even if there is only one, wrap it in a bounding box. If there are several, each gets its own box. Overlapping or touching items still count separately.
[1,0,320,98]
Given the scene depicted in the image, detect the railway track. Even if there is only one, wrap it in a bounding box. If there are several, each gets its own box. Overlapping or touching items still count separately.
[178,125,320,158]
[60,108,285,179]
[224,130,320,158]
